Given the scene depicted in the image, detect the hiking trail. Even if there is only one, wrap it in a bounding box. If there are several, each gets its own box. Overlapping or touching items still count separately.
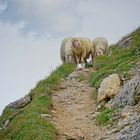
[51,68,107,140]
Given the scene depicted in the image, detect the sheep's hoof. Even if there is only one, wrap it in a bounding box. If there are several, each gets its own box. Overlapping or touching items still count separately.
[77,64,82,69]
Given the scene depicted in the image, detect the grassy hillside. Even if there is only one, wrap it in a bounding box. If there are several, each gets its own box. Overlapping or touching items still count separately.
[0,64,75,140]
[0,27,140,139]
[91,27,140,89]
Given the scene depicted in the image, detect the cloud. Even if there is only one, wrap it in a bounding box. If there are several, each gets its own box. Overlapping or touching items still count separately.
[0,0,82,37]
[0,0,7,12]
[0,0,140,42]
[0,22,62,114]
[74,0,140,43]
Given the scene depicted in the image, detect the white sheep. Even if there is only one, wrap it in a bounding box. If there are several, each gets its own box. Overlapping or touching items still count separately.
[71,37,95,70]
[93,37,108,56]
[60,37,74,64]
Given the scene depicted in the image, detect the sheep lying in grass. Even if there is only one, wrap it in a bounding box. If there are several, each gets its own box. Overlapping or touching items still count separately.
[60,37,75,63]
[71,37,95,70]
[93,37,108,56]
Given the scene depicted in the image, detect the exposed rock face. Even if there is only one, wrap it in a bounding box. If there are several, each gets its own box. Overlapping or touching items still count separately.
[3,119,10,129]
[97,74,121,102]
[105,108,140,140]
[117,37,133,48]
[107,76,140,140]
[116,112,140,140]
[8,94,31,109]
[111,76,140,109]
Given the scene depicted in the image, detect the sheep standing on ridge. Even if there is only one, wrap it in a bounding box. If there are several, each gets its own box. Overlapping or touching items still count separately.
[71,37,95,70]
[60,37,75,63]
[93,37,108,56]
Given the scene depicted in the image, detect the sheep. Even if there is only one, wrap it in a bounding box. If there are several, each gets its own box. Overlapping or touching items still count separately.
[71,37,95,70]
[93,37,108,56]
[60,37,75,64]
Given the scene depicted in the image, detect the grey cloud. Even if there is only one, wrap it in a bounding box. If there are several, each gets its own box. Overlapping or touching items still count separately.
[0,0,7,12]
[0,0,82,37]
[1,0,140,42]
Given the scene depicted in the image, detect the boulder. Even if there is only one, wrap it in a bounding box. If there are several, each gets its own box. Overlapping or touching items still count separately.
[8,94,31,109]
[111,76,140,109]
[97,74,121,102]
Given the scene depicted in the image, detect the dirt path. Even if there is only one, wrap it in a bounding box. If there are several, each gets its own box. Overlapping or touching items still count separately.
[51,69,106,140]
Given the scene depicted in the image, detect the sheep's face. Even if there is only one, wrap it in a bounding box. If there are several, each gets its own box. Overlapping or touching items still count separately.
[72,40,80,49]
[96,50,103,56]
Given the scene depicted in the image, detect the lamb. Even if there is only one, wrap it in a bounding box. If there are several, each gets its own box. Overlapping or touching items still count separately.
[71,37,95,70]
[93,37,108,56]
[60,37,74,63]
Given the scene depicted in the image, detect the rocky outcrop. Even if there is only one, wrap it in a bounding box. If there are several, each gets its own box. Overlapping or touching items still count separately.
[105,108,140,140]
[97,74,121,102]
[103,76,140,140]
[117,36,133,48]
[116,111,140,140]
[111,76,140,109]
[8,94,31,109]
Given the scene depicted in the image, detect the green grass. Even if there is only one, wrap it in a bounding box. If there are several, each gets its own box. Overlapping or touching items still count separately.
[96,108,113,125]
[0,64,75,140]
[91,28,140,89]
[0,27,140,139]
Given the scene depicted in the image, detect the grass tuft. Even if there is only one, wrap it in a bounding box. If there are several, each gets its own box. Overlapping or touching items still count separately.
[96,108,113,125]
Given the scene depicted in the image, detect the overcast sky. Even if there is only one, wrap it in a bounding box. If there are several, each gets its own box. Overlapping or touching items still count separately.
[0,0,140,115]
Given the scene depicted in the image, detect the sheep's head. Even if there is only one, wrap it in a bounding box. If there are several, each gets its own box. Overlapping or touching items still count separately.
[96,50,104,56]
[72,38,80,49]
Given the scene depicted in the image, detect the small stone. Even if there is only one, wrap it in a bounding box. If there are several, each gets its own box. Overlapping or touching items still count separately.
[95,104,102,111]
[51,110,56,113]
[3,120,10,129]
[40,114,52,119]
[121,77,126,81]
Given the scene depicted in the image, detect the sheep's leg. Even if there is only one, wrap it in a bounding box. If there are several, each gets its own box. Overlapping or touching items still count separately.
[75,55,82,70]
[65,55,69,63]
[66,55,72,63]
[84,58,88,68]
[81,52,87,69]
[91,51,95,67]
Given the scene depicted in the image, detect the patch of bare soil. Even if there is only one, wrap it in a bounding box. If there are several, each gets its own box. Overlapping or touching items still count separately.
[51,69,106,140]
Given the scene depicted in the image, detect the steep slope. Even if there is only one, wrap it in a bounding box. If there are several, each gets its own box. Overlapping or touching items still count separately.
[0,27,140,140]
[0,64,75,140]
[51,69,106,140]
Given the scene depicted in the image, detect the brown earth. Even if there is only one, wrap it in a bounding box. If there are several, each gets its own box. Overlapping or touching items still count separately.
[51,69,107,140]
